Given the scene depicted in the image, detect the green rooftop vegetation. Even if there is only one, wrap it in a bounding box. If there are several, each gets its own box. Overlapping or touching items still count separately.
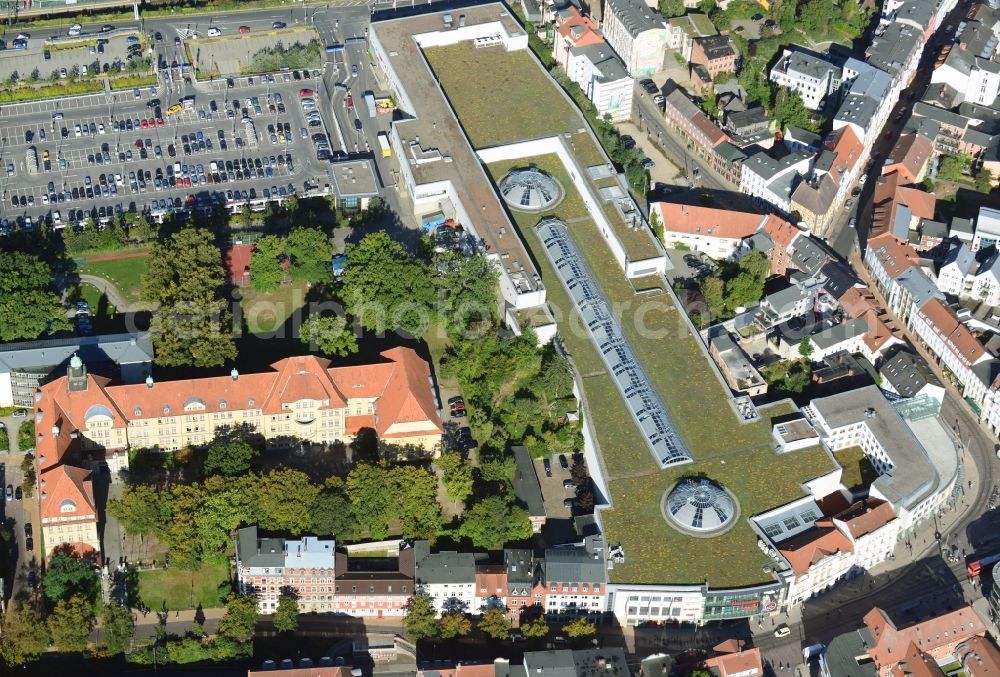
[485,156,838,586]
[424,43,584,149]
[834,446,878,493]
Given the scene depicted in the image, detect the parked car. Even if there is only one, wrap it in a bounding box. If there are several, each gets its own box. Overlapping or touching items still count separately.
[559,454,569,469]
[543,458,552,477]
[12,409,26,418]
[563,479,576,490]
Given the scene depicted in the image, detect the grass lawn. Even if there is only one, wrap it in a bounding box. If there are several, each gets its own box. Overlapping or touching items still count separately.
[834,446,878,492]
[424,43,584,149]
[137,561,231,611]
[78,282,127,333]
[240,282,309,335]
[78,253,149,305]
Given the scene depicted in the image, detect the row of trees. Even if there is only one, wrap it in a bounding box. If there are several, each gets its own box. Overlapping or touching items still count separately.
[403,595,596,644]
[249,227,333,291]
[0,548,135,664]
[61,214,159,254]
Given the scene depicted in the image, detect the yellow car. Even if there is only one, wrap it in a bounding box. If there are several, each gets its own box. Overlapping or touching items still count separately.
[42,150,49,160]
[166,103,183,116]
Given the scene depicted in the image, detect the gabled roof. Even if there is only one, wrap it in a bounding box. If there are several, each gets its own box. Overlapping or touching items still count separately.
[884,133,933,182]
[824,126,864,183]
[834,498,897,539]
[652,202,766,240]
[40,464,96,521]
[703,642,763,677]
[917,298,988,366]
[942,242,976,277]
[778,522,853,575]
[865,606,985,670]
[867,232,919,279]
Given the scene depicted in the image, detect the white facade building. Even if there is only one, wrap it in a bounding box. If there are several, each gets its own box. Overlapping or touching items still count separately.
[769,49,842,110]
[602,0,667,76]
[565,43,634,121]
[414,549,477,615]
[973,206,1000,252]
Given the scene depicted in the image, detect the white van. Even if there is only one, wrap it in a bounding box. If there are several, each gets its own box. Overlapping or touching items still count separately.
[774,624,791,638]
[207,27,221,37]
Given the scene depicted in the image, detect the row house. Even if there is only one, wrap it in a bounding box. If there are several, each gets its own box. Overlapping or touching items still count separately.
[909,297,993,400]
[863,232,928,321]
[690,34,737,79]
[870,172,937,241]
[931,44,1000,106]
[740,150,812,215]
[778,520,855,605]
[792,126,865,234]
[332,547,416,618]
[236,526,338,614]
[936,241,1000,306]
[650,202,775,260]
[662,82,745,184]
[502,549,547,620]
[830,498,901,572]
[543,535,608,617]
[882,132,934,185]
[413,542,477,615]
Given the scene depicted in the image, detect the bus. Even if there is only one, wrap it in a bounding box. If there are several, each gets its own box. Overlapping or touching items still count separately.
[967,552,1000,577]
[377,132,391,158]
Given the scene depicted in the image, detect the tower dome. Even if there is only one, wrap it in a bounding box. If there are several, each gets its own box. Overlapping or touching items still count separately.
[499,168,564,212]
[664,478,738,536]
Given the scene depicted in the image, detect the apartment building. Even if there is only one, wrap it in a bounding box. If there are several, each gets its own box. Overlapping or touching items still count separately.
[690,34,737,79]
[882,132,934,184]
[831,498,900,571]
[662,82,746,184]
[778,520,855,605]
[413,542,477,614]
[552,6,602,69]
[650,202,775,259]
[543,535,607,616]
[931,44,1000,106]
[769,49,843,110]
[666,13,715,62]
[503,548,546,620]
[601,0,667,76]
[740,151,813,214]
[909,297,992,398]
[973,206,1000,252]
[565,42,634,121]
[332,547,416,618]
[236,526,338,613]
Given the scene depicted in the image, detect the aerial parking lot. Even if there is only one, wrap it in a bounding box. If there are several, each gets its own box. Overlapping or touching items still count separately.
[0,70,339,233]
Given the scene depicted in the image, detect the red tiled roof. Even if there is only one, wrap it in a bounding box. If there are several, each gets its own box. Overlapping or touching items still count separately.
[917,298,988,366]
[834,498,897,539]
[40,464,96,521]
[778,521,853,575]
[958,635,1000,677]
[653,202,766,240]
[867,232,919,279]
[866,606,985,670]
[883,133,933,184]
[554,6,603,46]
[249,668,353,677]
[825,126,864,183]
[703,642,763,677]
[691,112,729,146]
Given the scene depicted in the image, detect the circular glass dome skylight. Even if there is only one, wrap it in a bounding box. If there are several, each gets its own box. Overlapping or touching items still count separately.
[664,478,738,536]
[499,168,564,212]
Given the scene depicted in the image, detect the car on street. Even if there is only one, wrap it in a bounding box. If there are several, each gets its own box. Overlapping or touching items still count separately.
[774,624,791,638]
[272,21,286,28]
[207,27,222,37]
[849,217,857,228]
[239,25,251,34]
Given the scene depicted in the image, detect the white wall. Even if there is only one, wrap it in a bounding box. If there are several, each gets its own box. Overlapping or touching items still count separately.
[476,137,667,278]
[0,372,13,408]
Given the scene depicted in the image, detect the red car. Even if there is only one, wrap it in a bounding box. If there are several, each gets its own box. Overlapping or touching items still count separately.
[156,117,164,127]
[147,118,156,128]
[239,25,251,34]
[299,88,314,97]
[346,94,353,108]
[140,118,148,128]
[135,139,143,149]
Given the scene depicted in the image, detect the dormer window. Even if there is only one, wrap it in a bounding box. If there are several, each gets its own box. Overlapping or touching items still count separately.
[248,397,255,407]
[59,499,77,513]
[219,400,227,410]
[134,407,142,417]
[163,405,170,415]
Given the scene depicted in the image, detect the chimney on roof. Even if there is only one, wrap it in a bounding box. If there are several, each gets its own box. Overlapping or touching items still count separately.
[231,368,239,381]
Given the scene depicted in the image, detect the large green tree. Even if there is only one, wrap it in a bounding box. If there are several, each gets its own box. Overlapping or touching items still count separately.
[771,87,815,132]
[204,440,259,476]
[300,314,359,357]
[520,615,549,638]
[256,468,320,535]
[311,480,356,540]
[42,551,100,603]
[285,227,333,282]
[342,231,436,336]
[478,607,511,639]
[0,603,50,665]
[0,252,70,341]
[273,594,299,633]
[141,227,237,367]
[100,603,135,656]
[249,235,286,291]
[434,253,500,336]
[435,452,474,503]
[216,593,259,645]
[438,611,472,639]
[47,595,95,653]
[458,496,532,549]
[108,484,171,539]
[403,594,439,642]
[564,616,596,639]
